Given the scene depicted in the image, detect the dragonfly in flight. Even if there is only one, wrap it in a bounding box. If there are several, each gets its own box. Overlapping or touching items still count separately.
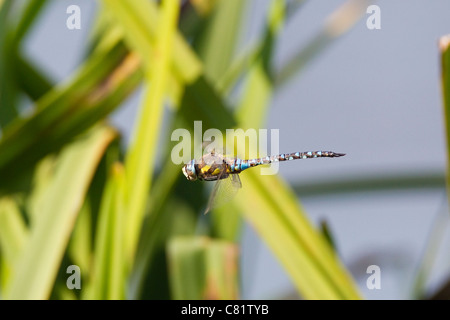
[182,150,345,214]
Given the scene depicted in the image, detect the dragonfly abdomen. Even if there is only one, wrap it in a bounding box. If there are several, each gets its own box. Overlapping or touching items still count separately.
[275,150,345,162]
[230,151,345,173]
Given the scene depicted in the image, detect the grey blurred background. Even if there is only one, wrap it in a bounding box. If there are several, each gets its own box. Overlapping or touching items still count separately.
[25,0,450,299]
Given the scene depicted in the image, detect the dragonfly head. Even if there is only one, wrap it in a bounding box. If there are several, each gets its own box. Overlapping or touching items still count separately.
[182,160,197,181]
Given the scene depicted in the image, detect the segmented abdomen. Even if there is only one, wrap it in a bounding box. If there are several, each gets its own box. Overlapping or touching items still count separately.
[228,151,345,173]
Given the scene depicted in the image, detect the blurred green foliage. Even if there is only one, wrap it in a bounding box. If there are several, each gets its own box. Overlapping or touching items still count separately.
[5,0,439,300]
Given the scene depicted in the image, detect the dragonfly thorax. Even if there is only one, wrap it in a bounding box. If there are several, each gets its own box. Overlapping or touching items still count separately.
[182,153,231,182]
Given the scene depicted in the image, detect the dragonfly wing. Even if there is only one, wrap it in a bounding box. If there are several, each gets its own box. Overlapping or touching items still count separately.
[205,179,223,215]
[204,166,227,214]
[230,173,242,189]
[204,173,242,214]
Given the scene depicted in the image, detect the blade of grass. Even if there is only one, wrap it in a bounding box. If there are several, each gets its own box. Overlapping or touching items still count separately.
[0,0,49,127]
[233,0,284,127]
[123,0,180,261]
[216,43,260,95]
[6,125,117,299]
[135,198,200,299]
[0,38,126,167]
[441,35,450,201]
[204,239,239,299]
[178,0,212,39]
[0,197,28,283]
[26,155,55,223]
[167,236,239,300]
[75,141,118,300]
[411,201,449,299]
[211,202,242,242]
[102,0,202,84]
[102,0,238,121]
[89,162,126,300]
[15,53,53,101]
[11,0,48,47]
[168,237,206,300]
[216,0,307,95]
[0,43,141,194]
[84,175,114,299]
[178,76,237,130]
[320,220,337,251]
[194,0,246,83]
[108,163,126,299]
[428,35,450,300]
[0,0,18,128]
[128,159,182,299]
[210,0,284,241]
[68,200,92,281]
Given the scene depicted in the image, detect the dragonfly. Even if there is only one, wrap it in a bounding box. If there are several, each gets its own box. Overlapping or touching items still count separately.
[182,150,345,214]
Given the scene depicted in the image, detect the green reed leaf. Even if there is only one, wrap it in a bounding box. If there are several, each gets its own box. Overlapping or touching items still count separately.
[89,162,126,299]
[441,35,450,200]
[6,125,116,299]
[167,236,239,300]
[121,0,180,262]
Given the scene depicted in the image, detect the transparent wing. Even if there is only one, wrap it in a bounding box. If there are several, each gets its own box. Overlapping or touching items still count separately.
[204,173,242,214]
[230,173,242,188]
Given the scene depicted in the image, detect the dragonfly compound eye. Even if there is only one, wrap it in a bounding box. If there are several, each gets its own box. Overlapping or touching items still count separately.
[182,162,197,181]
